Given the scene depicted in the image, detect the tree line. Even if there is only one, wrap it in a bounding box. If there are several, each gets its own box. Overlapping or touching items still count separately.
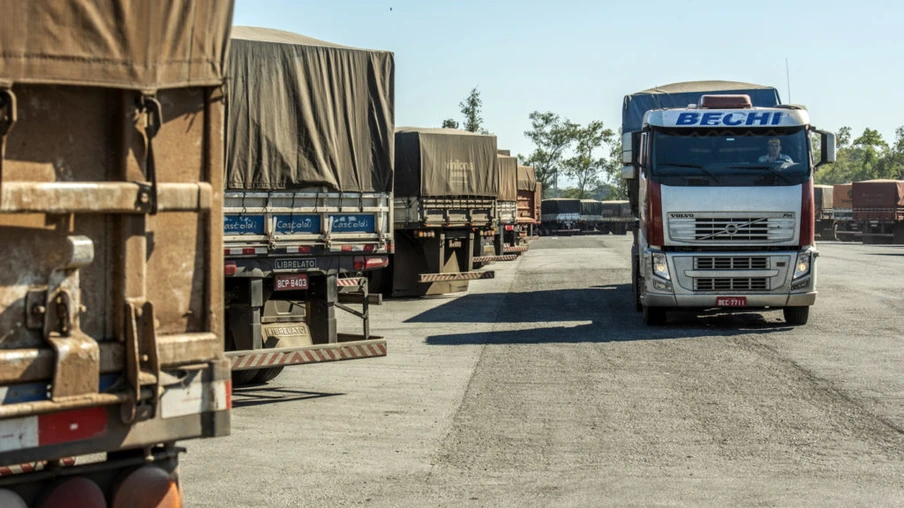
[442,87,625,200]
[814,126,904,184]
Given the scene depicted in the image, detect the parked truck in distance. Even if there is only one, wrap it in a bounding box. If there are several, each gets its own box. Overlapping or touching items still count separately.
[853,179,904,244]
[832,183,860,242]
[0,1,232,504]
[223,27,391,385]
[599,200,632,235]
[487,153,526,261]
[540,198,581,235]
[516,165,541,241]
[579,200,604,233]
[381,128,497,297]
[814,185,835,240]
[621,81,835,326]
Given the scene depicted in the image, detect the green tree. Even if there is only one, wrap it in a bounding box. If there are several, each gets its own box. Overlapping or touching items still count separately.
[836,126,852,148]
[459,87,486,133]
[441,118,459,129]
[561,121,614,199]
[519,111,577,195]
[603,129,629,199]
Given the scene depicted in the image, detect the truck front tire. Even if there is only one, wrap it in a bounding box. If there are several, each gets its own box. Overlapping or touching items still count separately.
[783,306,810,325]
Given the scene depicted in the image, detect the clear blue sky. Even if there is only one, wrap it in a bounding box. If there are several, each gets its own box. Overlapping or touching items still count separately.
[233,0,903,177]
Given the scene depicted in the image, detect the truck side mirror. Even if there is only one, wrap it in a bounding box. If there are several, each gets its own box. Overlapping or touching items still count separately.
[818,131,836,167]
[621,132,633,165]
[621,165,636,180]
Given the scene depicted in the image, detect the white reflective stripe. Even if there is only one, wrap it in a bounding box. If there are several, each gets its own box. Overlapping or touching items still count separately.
[212,381,229,411]
[226,247,268,255]
[160,373,229,419]
[0,416,38,452]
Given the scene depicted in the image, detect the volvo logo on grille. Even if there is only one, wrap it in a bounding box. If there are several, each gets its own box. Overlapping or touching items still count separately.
[725,224,739,235]
[670,213,695,218]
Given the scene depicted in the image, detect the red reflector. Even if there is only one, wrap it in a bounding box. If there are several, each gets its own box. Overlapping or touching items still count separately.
[504,225,514,231]
[297,246,312,254]
[364,244,376,252]
[341,245,354,252]
[226,380,233,409]
[353,256,366,270]
[365,256,389,270]
[39,407,107,446]
[224,261,237,276]
[242,248,256,255]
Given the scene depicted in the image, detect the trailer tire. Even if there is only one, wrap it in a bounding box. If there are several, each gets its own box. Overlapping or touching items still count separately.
[252,366,285,384]
[642,305,666,326]
[232,368,260,386]
[783,306,809,325]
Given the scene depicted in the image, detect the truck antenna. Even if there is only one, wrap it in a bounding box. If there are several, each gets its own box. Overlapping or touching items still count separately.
[785,58,792,103]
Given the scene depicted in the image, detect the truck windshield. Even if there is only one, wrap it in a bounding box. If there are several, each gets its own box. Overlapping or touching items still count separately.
[650,127,810,187]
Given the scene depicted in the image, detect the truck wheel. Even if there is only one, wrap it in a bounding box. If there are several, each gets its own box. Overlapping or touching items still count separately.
[782,306,809,325]
[232,368,260,386]
[632,259,642,312]
[252,366,285,384]
[642,305,667,326]
[226,328,261,386]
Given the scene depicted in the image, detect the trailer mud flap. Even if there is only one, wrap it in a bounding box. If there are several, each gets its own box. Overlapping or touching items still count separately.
[418,271,495,282]
[473,255,517,263]
[227,338,387,371]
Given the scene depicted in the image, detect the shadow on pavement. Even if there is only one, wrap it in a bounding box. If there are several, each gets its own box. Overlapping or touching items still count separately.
[231,386,344,409]
[421,283,794,344]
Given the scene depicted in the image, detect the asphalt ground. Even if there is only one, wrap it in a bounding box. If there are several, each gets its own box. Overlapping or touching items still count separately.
[182,235,904,507]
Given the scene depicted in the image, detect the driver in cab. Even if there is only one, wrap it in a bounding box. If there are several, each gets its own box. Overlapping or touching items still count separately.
[758,138,793,163]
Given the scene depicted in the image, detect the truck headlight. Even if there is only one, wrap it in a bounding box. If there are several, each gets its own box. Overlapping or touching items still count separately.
[652,253,670,280]
[793,252,811,279]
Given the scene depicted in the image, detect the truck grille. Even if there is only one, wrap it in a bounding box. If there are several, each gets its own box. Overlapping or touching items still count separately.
[694,257,769,270]
[695,278,769,291]
[669,214,795,243]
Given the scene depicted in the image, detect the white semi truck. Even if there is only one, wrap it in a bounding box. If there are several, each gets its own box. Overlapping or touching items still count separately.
[621,82,835,326]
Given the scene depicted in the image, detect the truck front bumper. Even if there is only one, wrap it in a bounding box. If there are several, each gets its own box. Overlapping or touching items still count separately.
[641,290,816,308]
[641,246,818,309]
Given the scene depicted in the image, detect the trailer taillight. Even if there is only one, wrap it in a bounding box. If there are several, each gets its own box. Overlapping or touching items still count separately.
[224,261,237,276]
[355,256,388,270]
[39,477,106,508]
[111,466,181,508]
[0,489,26,508]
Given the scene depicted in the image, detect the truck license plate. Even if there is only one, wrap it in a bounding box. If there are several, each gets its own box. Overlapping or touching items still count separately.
[716,296,747,307]
[275,258,316,270]
[275,274,308,291]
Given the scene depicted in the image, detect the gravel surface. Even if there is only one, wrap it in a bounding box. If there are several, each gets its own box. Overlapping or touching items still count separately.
[182,236,904,507]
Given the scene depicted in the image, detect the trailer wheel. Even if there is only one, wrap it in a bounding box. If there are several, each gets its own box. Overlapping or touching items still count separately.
[642,305,666,326]
[782,306,809,326]
[252,366,285,384]
[232,367,260,386]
